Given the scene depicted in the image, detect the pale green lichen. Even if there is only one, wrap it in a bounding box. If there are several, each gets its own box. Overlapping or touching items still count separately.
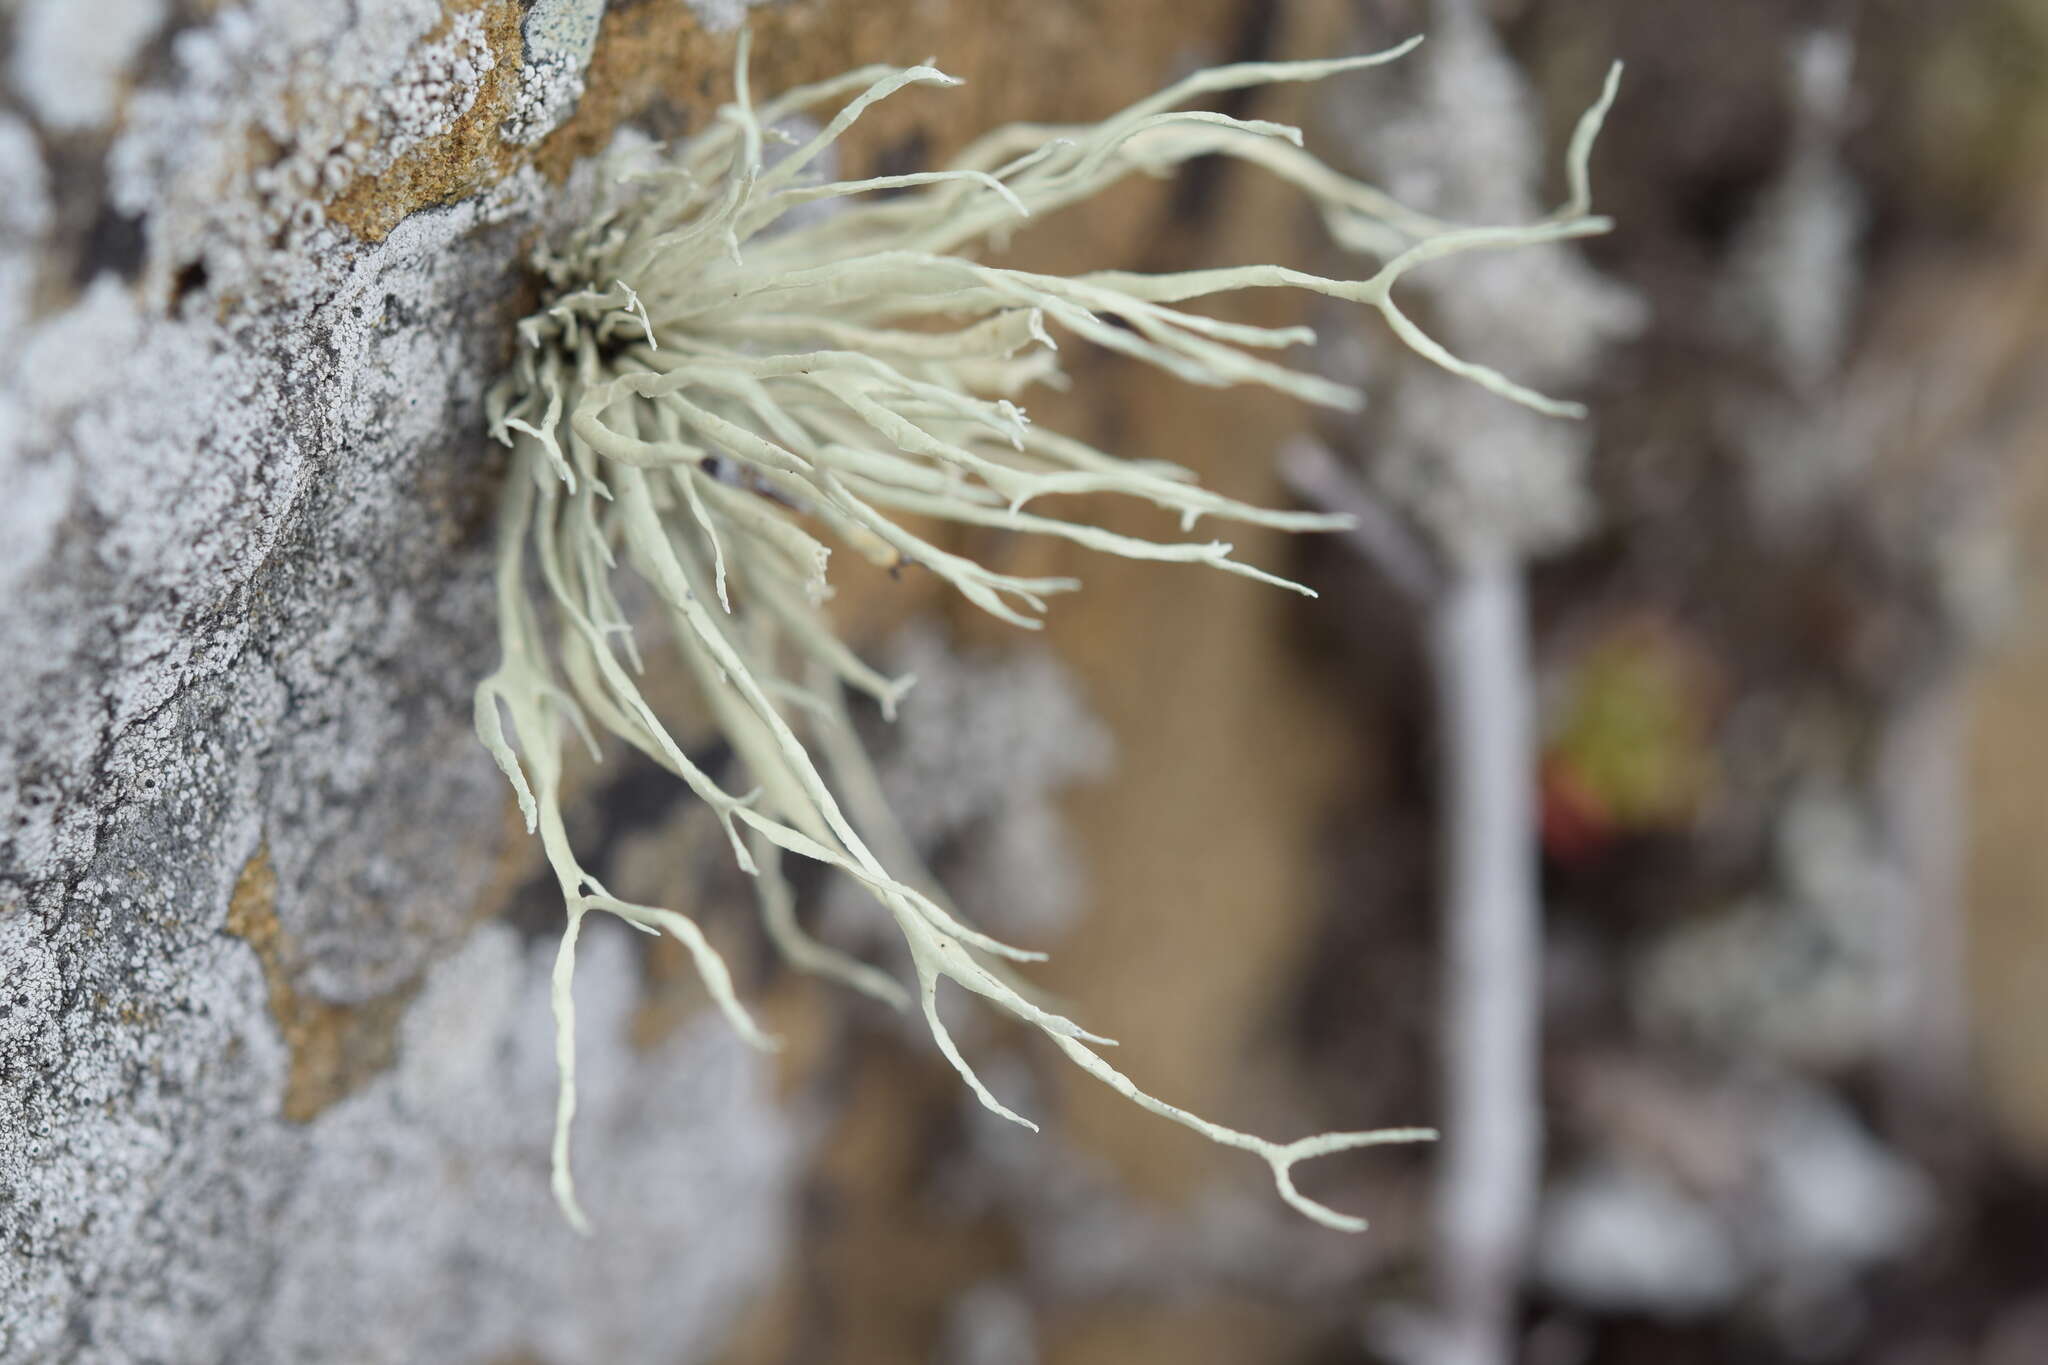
[479,35,1619,1233]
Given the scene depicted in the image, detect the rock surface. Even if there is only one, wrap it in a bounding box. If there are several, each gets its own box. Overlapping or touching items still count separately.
[0,2,793,1360]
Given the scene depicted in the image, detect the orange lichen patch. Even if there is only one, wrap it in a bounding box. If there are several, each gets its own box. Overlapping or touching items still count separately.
[327,0,1257,244]
[537,0,1248,182]
[531,1,953,183]
[326,0,528,241]
[223,843,420,1123]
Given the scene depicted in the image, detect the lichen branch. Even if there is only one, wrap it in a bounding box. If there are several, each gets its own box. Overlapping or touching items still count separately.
[479,33,1618,1232]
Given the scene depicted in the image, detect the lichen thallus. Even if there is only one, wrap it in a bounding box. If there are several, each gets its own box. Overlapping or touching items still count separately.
[477,33,1618,1232]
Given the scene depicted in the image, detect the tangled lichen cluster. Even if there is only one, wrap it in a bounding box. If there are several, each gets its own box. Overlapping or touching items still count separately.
[478,35,1617,1232]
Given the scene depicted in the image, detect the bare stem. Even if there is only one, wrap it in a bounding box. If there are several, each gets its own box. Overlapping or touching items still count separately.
[1876,675,1972,1139]
[1429,554,1541,1365]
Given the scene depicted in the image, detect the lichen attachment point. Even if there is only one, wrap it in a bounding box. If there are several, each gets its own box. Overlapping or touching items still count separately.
[477,32,1617,1234]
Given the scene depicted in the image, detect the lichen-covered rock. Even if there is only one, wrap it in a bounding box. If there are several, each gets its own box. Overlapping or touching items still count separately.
[0,2,792,1359]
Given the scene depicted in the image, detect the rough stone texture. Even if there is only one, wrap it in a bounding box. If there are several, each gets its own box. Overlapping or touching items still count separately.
[0,1,796,1360]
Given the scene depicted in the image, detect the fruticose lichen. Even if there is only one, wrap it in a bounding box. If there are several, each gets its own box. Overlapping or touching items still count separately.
[481,35,1620,1232]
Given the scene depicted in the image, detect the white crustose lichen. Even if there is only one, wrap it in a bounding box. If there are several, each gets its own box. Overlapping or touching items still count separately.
[478,34,1619,1233]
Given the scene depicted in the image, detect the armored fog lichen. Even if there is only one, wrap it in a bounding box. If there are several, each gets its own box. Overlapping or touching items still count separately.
[479,36,1619,1232]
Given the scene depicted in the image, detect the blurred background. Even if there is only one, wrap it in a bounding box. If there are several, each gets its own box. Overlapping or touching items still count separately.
[7,0,2047,1361]
[644,1,2048,1362]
